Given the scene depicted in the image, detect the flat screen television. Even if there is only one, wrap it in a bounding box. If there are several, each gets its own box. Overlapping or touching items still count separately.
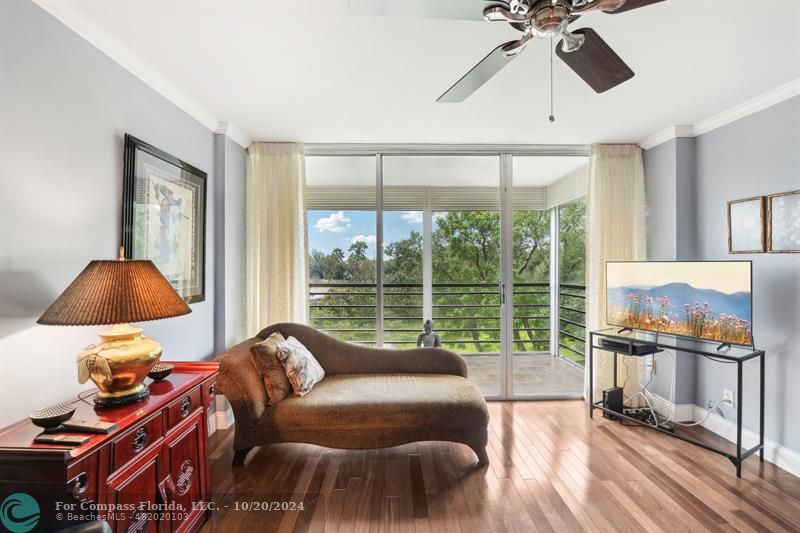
[606,261,753,346]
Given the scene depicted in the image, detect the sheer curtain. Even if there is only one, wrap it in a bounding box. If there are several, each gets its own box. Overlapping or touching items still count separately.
[245,143,308,335]
[585,144,647,404]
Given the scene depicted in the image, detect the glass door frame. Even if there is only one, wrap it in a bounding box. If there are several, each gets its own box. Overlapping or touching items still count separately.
[305,144,589,400]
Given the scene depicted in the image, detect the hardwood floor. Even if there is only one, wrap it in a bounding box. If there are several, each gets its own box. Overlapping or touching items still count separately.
[200,401,800,532]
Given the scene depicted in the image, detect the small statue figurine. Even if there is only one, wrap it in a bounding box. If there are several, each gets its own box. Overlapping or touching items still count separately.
[416,319,441,348]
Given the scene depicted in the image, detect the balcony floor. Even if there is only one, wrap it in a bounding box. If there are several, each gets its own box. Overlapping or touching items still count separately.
[463,353,584,397]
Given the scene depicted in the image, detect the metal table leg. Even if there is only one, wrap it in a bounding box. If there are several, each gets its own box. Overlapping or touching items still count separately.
[760,352,765,463]
[588,332,594,419]
[736,360,743,478]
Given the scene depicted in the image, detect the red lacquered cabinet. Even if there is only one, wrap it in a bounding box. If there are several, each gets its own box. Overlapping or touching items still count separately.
[0,362,218,533]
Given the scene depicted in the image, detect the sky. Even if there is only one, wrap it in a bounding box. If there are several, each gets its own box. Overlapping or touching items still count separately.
[607,261,751,294]
[307,210,422,259]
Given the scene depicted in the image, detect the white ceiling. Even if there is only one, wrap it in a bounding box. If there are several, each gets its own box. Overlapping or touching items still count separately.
[57,0,800,145]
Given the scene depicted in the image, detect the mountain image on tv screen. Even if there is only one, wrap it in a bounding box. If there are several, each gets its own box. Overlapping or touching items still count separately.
[606,261,752,346]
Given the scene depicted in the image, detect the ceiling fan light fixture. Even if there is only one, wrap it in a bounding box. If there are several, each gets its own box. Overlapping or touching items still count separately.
[531,2,570,38]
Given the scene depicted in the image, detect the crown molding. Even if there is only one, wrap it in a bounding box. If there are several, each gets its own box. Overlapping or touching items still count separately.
[693,78,800,136]
[640,79,800,150]
[639,125,694,150]
[32,0,250,149]
[214,122,252,150]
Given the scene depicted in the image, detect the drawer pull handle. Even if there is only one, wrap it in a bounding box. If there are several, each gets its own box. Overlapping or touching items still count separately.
[69,472,89,498]
[132,427,148,452]
[180,396,192,417]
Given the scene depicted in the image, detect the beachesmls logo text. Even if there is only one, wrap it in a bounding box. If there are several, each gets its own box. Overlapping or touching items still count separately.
[0,493,40,533]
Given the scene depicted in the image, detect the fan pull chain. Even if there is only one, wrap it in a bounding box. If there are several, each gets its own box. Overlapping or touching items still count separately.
[549,37,555,123]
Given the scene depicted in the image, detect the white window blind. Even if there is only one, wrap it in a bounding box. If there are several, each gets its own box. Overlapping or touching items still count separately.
[546,164,588,209]
[306,185,547,211]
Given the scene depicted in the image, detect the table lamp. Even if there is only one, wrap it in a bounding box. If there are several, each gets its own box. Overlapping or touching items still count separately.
[37,248,191,408]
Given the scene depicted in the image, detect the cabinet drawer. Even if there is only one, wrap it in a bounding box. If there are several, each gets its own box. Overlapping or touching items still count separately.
[66,451,99,504]
[111,414,163,472]
[167,386,202,431]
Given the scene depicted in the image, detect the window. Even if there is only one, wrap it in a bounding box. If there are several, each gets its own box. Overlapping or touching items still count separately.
[304,149,587,398]
[557,200,587,366]
[306,157,377,345]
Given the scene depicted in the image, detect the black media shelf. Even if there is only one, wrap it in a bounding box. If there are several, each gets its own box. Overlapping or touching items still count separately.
[588,328,765,478]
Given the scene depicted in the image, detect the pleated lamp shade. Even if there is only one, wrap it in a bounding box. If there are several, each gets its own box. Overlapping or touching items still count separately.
[37,259,191,326]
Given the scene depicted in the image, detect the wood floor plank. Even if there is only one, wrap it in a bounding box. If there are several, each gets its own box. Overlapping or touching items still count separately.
[201,401,800,533]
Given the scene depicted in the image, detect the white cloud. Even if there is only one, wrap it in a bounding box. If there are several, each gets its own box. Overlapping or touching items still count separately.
[314,211,351,233]
[402,211,423,224]
[350,234,376,246]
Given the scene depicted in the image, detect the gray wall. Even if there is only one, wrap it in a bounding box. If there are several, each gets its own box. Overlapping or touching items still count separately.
[0,2,245,426]
[643,139,695,405]
[213,135,247,353]
[644,96,800,454]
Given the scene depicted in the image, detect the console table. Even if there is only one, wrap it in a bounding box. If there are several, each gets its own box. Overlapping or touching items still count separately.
[0,361,218,532]
[588,328,764,477]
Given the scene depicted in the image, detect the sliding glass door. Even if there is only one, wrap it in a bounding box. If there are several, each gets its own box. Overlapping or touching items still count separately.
[383,156,501,396]
[305,150,587,399]
[510,157,585,397]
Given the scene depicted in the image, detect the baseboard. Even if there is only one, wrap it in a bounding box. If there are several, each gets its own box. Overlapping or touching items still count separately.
[643,392,694,421]
[207,410,217,435]
[215,396,235,430]
[690,404,799,478]
[639,392,799,478]
[207,397,235,436]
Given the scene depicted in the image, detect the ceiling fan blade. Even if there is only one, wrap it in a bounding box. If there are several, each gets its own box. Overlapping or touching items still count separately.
[556,28,634,93]
[349,0,507,22]
[606,0,666,14]
[437,40,521,103]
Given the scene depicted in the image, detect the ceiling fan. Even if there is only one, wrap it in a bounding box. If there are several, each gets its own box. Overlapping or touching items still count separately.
[350,0,665,102]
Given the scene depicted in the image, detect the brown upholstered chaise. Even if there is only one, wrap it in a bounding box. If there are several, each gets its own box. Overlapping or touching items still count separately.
[215,323,490,466]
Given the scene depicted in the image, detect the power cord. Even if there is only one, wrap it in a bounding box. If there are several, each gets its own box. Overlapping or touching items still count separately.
[673,398,730,427]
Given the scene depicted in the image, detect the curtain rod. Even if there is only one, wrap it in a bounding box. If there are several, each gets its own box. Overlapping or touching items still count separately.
[303,143,590,157]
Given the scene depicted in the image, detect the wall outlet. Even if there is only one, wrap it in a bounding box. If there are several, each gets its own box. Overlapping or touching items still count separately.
[723,388,735,407]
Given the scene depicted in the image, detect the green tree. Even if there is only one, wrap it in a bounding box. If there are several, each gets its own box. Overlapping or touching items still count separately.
[384,230,423,284]
[307,208,584,359]
[346,241,375,282]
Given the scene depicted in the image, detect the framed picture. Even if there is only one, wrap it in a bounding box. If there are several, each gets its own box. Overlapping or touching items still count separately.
[767,190,800,253]
[727,196,765,254]
[122,134,207,303]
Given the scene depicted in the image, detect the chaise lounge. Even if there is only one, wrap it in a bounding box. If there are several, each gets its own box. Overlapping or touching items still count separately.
[215,323,490,466]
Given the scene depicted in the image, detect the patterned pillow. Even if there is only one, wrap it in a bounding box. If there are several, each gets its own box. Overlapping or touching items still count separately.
[277,336,325,396]
[249,332,292,405]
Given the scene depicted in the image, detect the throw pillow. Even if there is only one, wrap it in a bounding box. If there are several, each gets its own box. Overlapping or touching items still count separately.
[249,332,292,405]
[277,336,325,396]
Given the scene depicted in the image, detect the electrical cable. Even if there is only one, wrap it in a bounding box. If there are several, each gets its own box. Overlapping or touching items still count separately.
[674,399,729,427]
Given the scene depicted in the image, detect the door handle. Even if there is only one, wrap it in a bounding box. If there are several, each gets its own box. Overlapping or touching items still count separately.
[158,474,176,504]
[500,282,506,305]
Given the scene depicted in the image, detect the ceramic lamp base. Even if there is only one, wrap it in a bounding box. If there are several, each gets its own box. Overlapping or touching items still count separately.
[78,323,162,410]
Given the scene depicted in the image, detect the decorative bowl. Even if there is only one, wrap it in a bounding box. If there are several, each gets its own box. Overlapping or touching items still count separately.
[29,402,76,430]
[148,363,174,381]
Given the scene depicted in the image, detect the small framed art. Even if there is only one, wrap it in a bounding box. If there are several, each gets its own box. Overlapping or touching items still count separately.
[727,196,766,254]
[122,134,207,303]
[767,190,800,253]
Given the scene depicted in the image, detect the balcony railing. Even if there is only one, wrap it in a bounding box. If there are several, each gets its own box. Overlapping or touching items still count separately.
[558,283,586,366]
[309,281,585,365]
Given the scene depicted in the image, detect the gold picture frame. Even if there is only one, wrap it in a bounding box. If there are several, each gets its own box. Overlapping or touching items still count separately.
[727,196,766,254]
[767,190,800,253]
